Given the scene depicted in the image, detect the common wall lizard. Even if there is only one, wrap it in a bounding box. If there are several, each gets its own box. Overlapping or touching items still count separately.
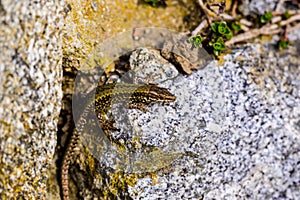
[61,82,176,200]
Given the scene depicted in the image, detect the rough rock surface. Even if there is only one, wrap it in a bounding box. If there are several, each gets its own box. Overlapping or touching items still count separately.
[127,44,300,199]
[239,0,278,15]
[56,0,300,199]
[0,1,64,199]
[70,41,300,199]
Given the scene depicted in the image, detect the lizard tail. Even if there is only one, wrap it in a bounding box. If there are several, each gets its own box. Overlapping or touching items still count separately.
[61,130,80,200]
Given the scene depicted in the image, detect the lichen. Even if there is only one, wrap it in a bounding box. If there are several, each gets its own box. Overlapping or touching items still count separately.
[63,0,200,68]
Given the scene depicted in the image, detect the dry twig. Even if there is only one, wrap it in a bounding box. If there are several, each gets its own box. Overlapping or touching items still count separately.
[225,25,281,46]
[191,20,208,36]
[193,0,232,35]
[280,13,300,26]
[231,0,238,18]
[226,13,300,46]
[198,0,215,25]
[192,0,300,47]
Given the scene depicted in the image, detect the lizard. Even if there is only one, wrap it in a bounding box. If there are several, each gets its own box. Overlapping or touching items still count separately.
[61,82,176,200]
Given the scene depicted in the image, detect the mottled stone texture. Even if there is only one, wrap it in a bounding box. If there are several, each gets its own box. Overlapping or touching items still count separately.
[128,44,300,200]
[0,1,64,199]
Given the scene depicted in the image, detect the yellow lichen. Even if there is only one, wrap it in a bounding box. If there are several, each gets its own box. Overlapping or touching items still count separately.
[63,0,199,68]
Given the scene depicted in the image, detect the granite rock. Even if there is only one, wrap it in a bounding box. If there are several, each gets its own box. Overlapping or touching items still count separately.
[0,1,64,199]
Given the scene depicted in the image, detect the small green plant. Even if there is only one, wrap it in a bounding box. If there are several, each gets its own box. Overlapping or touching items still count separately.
[189,35,202,48]
[283,11,291,19]
[209,22,233,56]
[211,21,233,40]
[209,37,226,56]
[260,12,273,23]
[278,39,290,50]
[231,21,242,32]
[143,0,166,7]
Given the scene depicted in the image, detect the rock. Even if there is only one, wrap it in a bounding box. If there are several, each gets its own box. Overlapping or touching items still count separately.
[0,1,64,199]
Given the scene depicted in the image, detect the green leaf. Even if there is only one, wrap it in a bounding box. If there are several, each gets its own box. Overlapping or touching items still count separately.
[216,37,225,44]
[213,37,226,50]
[211,22,219,33]
[218,22,228,35]
[225,31,233,40]
[278,39,289,49]
[260,12,273,23]
[143,0,164,7]
[283,11,291,19]
[212,21,233,40]
[231,21,242,32]
[189,36,202,47]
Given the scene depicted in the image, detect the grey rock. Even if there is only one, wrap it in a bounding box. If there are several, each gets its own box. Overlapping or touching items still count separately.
[127,44,300,199]
[239,0,278,16]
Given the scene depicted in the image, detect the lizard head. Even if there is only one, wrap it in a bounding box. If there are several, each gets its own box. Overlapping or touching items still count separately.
[132,83,176,104]
[147,85,176,103]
